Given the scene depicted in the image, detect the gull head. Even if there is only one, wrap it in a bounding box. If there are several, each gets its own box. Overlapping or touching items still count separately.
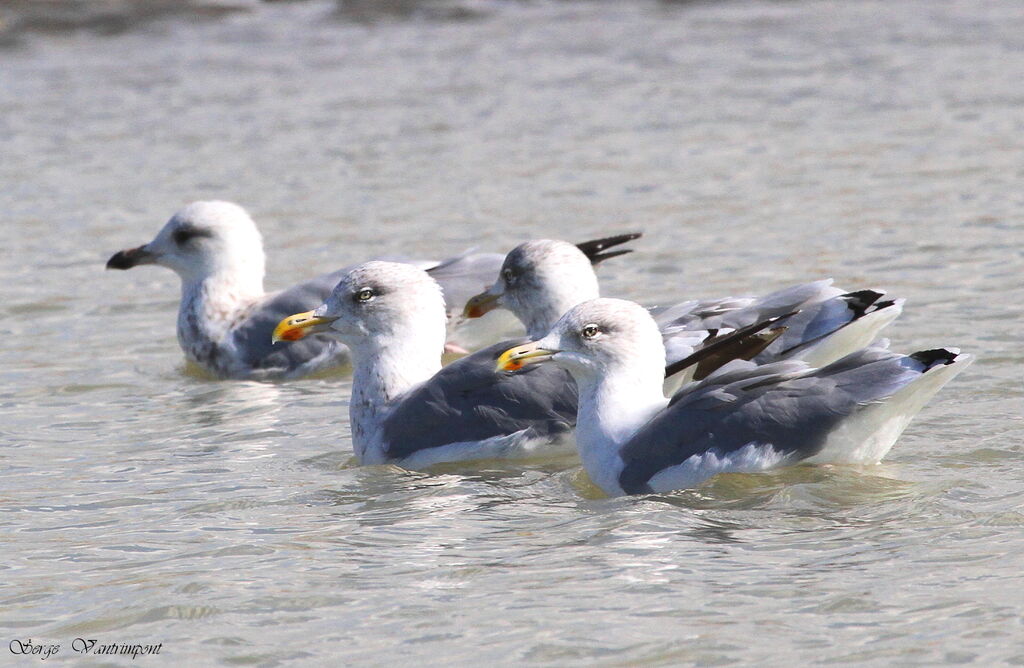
[497,297,665,381]
[463,239,600,338]
[273,261,447,348]
[106,201,266,284]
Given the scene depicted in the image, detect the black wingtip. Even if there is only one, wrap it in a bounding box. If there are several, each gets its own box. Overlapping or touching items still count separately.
[840,289,904,320]
[575,232,643,265]
[778,291,899,358]
[840,289,885,317]
[909,348,959,368]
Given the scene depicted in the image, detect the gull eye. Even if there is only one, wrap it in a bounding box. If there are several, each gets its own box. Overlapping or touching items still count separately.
[354,287,375,303]
[502,268,515,285]
[581,323,601,340]
[172,229,195,245]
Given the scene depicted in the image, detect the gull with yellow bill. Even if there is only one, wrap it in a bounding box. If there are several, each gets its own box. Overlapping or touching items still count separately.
[465,238,905,385]
[272,261,580,467]
[497,298,971,497]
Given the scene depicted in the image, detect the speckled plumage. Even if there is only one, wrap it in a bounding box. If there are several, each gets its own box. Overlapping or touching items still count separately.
[107,201,502,380]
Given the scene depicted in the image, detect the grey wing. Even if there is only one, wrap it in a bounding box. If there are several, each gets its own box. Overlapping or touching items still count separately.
[655,280,900,368]
[382,339,578,460]
[755,289,901,363]
[426,251,505,316]
[617,345,929,494]
[677,280,899,361]
[651,296,758,328]
[231,268,353,375]
[656,280,839,332]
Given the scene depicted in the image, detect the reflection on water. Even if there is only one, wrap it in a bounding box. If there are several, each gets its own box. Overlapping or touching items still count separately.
[179,381,284,432]
[0,0,250,44]
[332,0,493,23]
[3,0,1023,664]
[0,0,500,45]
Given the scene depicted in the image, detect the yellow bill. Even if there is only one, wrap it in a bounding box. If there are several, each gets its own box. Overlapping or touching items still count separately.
[271,310,338,344]
[495,341,558,373]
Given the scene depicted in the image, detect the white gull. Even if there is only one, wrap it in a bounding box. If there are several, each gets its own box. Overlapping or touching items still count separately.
[272,261,578,467]
[498,298,971,497]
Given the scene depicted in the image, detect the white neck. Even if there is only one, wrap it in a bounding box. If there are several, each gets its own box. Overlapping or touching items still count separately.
[572,366,668,496]
[347,333,444,464]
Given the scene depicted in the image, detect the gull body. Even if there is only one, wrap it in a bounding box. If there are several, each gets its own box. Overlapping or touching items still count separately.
[274,261,577,467]
[499,298,971,497]
[466,239,903,386]
[106,201,502,380]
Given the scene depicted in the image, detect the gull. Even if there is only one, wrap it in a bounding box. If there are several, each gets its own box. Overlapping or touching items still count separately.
[272,261,579,467]
[497,298,971,497]
[464,239,903,383]
[106,201,503,380]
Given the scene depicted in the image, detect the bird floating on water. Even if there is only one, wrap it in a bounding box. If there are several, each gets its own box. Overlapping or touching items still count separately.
[497,298,971,497]
[106,201,503,380]
[465,238,903,386]
[272,261,579,467]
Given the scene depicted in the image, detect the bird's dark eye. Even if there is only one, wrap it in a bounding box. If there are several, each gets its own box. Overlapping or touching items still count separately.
[581,323,601,340]
[172,229,195,245]
[502,268,516,285]
[355,287,375,303]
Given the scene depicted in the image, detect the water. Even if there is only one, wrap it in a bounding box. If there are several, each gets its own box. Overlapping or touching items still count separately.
[2,0,1023,664]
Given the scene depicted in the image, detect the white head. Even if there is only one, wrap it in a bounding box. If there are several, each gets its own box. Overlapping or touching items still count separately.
[106,201,266,286]
[464,239,600,338]
[273,261,448,355]
[498,297,666,388]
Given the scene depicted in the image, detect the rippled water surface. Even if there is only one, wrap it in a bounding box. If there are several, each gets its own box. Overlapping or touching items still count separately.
[2,0,1023,664]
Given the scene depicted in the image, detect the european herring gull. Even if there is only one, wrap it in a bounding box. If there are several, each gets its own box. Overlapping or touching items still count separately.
[272,261,578,467]
[106,201,502,380]
[464,239,903,383]
[498,298,971,497]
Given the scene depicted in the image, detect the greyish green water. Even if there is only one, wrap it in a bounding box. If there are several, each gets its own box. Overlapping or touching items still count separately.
[1,0,1022,665]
